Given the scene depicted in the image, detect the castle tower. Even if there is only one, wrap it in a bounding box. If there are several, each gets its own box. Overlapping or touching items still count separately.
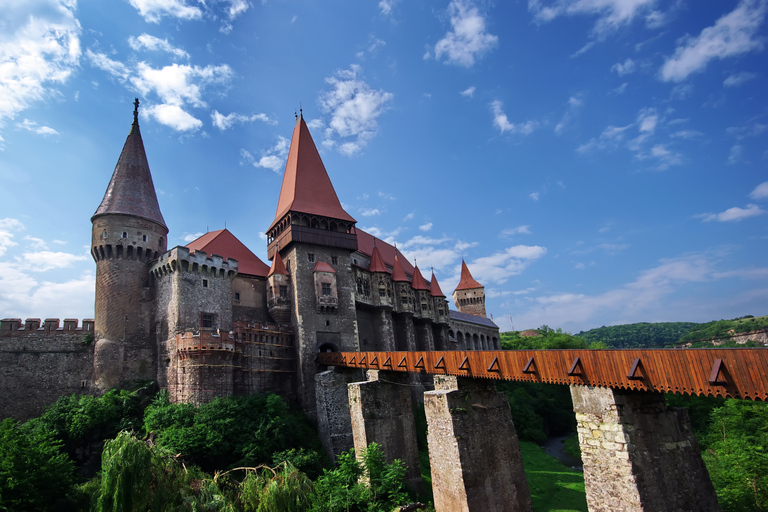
[452,260,486,318]
[90,99,168,392]
[267,251,291,324]
[266,112,359,415]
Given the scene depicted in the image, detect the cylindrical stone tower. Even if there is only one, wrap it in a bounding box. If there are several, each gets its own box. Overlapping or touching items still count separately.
[90,99,168,392]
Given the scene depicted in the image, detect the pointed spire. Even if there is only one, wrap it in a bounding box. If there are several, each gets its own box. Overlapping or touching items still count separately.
[368,243,389,273]
[269,115,356,231]
[411,265,429,290]
[391,253,410,282]
[455,260,483,291]
[92,99,166,228]
[430,271,446,297]
[268,251,289,277]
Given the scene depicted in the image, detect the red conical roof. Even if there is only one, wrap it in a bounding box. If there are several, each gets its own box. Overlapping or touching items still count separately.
[268,251,288,277]
[186,229,269,277]
[391,253,410,282]
[411,265,429,290]
[93,103,166,228]
[269,115,356,231]
[455,260,483,291]
[368,243,389,273]
[430,272,445,297]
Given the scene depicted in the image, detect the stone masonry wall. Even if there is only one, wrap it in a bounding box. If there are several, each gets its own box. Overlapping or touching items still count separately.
[0,319,94,420]
[571,385,720,512]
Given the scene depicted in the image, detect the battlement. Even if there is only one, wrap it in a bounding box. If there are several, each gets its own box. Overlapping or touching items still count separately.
[1,318,94,336]
[175,330,238,355]
[150,246,238,280]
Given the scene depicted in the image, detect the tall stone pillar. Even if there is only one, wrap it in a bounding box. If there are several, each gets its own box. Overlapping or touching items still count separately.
[375,309,396,351]
[424,376,532,512]
[571,386,720,512]
[348,370,422,492]
[316,367,364,461]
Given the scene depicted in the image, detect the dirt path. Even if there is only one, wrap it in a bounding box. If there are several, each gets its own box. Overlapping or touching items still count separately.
[542,434,582,470]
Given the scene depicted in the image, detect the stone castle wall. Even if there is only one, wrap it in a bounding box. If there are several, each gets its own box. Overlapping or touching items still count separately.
[0,318,95,420]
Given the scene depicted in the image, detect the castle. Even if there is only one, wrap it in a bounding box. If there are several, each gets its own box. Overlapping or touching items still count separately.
[0,101,499,422]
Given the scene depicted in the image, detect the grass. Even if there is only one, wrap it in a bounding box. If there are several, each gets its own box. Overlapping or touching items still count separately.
[519,441,588,512]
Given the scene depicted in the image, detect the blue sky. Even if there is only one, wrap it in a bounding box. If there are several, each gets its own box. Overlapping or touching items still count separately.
[1,0,767,334]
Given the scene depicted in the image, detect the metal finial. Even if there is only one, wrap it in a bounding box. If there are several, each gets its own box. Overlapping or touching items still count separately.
[295,110,298,120]
[133,98,139,120]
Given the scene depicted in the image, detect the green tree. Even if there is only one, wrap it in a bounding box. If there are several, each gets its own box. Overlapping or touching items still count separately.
[701,400,768,511]
[0,418,76,512]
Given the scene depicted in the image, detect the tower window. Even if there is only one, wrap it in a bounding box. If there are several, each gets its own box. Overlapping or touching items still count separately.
[322,283,331,296]
[122,232,127,239]
[234,292,240,300]
[202,279,208,288]
[279,285,287,298]
[201,313,214,328]
[142,235,147,242]
[308,253,315,262]
[331,256,338,265]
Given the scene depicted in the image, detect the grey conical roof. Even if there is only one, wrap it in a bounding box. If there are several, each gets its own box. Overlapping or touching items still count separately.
[92,111,166,228]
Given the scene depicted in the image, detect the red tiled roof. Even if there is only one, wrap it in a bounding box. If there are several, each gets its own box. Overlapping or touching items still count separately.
[391,253,410,282]
[186,229,269,278]
[368,243,389,273]
[269,115,356,231]
[411,266,429,290]
[454,260,483,291]
[430,272,445,297]
[355,229,415,275]
[313,261,336,273]
[268,251,288,276]
[93,113,166,228]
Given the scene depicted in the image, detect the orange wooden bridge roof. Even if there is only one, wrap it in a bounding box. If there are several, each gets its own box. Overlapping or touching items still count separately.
[318,348,768,401]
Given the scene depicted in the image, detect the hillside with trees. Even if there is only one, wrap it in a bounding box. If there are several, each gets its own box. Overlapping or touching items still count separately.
[576,322,700,348]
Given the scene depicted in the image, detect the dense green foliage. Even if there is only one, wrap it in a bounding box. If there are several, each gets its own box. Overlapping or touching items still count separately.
[0,418,78,511]
[143,392,324,476]
[700,400,768,511]
[679,315,768,345]
[577,322,700,348]
[500,326,591,350]
[519,441,587,512]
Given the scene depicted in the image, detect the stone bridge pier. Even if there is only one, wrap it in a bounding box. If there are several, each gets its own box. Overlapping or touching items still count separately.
[571,385,720,512]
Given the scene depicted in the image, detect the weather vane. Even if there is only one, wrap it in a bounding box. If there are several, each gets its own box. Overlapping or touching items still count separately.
[133,98,139,120]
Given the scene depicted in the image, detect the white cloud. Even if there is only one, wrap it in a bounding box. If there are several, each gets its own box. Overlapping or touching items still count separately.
[555,93,583,134]
[460,86,476,97]
[419,222,433,232]
[144,103,202,131]
[529,0,657,37]
[16,119,59,136]
[24,236,48,250]
[749,181,768,199]
[727,144,744,164]
[320,65,393,156]
[403,213,415,222]
[637,107,658,133]
[611,58,636,75]
[0,218,24,256]
[379,0,397,16]
[22,251,88,272]
[699,204,764,222]
[182,232,204,242]
[211,111,273,130]
[361,208,382,217]
[431,0,498,67]
[86,50,130,80]
[0,0,81,124]
[131,62,234,109]
[723,71,758,87]
[660,0,767,82]
[501,225,531,236]
[491,100,538,135]
[128,0,203,23]
[529,192,540,201]
[468,245,548,285]
[128,34,189,59]
[243,136,290,173]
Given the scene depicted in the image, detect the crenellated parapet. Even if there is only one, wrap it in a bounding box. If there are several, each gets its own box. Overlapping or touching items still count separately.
[150,246,239,280]
[1,318,94,336]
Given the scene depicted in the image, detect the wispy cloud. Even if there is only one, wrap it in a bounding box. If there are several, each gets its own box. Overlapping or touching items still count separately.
[501,225,531,237]
[698,204,764,222]
[660,0,767,82]
[611,58,636,76]
[16,119,59,136]
[724,71,758,87]
[0,0,81,125]
[749,181,768,200]
[529,0,659,38]
[460,86,476,97]
[128,34,189,59]
[429,0,498,67]
[241,136,290,173]
[211,111,274,130]
[491,100,538,135]
[319,65,393,156]
[419,222,433,232]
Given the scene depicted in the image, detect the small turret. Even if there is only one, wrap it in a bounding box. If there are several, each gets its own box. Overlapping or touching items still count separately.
[452,260,486,317]
[267,251,291,323]
[90,99,168,392]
